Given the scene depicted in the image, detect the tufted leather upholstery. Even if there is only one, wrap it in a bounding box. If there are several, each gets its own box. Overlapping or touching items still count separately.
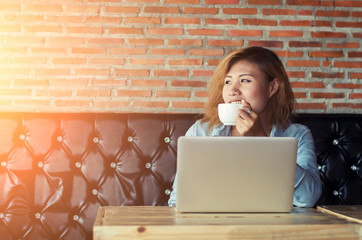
[0,113,361,240]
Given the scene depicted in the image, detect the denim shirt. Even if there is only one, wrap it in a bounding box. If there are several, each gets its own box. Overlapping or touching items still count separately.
[168,120,322,208]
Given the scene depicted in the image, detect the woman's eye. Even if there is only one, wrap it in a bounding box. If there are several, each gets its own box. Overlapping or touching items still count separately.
[225,80,231,84]
[241,79,250,83]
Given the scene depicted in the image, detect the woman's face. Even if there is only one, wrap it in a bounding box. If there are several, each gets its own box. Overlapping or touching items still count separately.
[222,60,276,114]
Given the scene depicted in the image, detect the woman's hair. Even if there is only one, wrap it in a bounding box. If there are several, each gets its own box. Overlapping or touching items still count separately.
[201,46,295,130]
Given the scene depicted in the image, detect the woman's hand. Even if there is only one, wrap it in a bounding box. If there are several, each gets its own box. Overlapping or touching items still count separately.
[234,100,267,136]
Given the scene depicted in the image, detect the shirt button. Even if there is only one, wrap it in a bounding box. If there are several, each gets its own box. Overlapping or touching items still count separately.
[57,136,63,142]
[19,134,26,141]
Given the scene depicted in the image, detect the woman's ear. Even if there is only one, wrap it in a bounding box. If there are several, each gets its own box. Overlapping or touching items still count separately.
[269,78,279,98]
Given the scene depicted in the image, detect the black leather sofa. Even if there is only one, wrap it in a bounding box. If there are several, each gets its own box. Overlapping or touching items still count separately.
[0,113,361,240]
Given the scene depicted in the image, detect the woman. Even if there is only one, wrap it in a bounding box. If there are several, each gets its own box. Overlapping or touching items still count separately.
[168,46,322,208]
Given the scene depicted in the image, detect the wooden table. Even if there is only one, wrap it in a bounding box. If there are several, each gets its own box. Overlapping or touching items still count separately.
[93,206,362,240]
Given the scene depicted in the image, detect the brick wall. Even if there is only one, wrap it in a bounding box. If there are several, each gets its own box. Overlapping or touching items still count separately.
[0,0,361,113]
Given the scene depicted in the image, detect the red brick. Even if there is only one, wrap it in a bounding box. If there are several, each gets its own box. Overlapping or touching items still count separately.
[309,51,344,58]
[108,27,143,34]
[89,58,125,65]
[25,26,62,33]
[269,31,303,37]
[350,73,362,79]
[115,69,150,77]
[155,91,191,98]
[223,8,257,15]
[53,58,87,65]
[117,90,152,97]
[243,18,277,26]
[336,21,362,28]
[208,40,244,46]
[169,39,202,46]
[294,92,307,98]
[0,4,21,11]
[263,9,296,15]
[144,6,179,13]
[348,52,362,58]
[290,82,324,88]
[129,39,164,45]
[92,79,127,87]
[188,29,222,36]
[205,18,238,25]
[195,91,208,98]
[206,0,239,3]
[54,100,91,107]
[169,59,203,65]
[311,32,346,38]
[353,33,362,38]
[165,0,199,3]
[287,0,332,6]
[171,80,206,87]
[228,30,262,37]
[311,92,345,98]
[193,70,213,77]
[88,38,124,45]
[334,83,362,89]
[297,103,326,110]
[14,79,49,86]
[154,70,189,77]
[148,28,183,35]
[287,71,305,78]
[316,10,350,17]
[298,10,313,15]
[248,40,283,48]
[64,5,100,13]
[46,37,84,45]
[24,4,62,11]
[172,101,204,109]
[323,61,332,67]
[247,0,281,5]
[334,61,362,68]
[77,89,111,97]
[85,16,121,24]
[37,89,73,97]
[130,59,164,65]
[190,49,224,56]
[15,100,50,107]
[335,1,362,7]
[125,17,161,24]
[349,93,362,99]
[208,59,222,66]
[352,11,362,17]
[93,100,129,108]
[104,6,140,13]
[165,17,200,24]
[311,72,344,78]
[184,7,218,14]
[72,48,106,54]
[132,80,166,87]
[315,21,331,27]
[280,20,312,26]
[287,60,320,67]
[75,69,109,76]
[133,101,169,108]
[66,27,103,34]
[332,103,362,109]
[274,51,303,58]
[111,48,146,55]
[326,42,359,48]
[150,49,185,55]
[34,68,69,76]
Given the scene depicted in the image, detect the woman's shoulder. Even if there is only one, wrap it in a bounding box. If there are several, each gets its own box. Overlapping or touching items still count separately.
[274,123,312,138]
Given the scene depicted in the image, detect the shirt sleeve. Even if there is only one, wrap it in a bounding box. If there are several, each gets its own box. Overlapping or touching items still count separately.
[291,125,322,207]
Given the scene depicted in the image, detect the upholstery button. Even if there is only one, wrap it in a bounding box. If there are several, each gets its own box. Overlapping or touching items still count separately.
[1,162,6,167]
[35,213,41,219]
[317,165,322,170]
[19,134,26,141]
[333,190,340,196]
[165,189,171,195]
[351,165,357,171]
[145,162,152,169]
[73,215,79,221]
[128,136,134,142]
[0,213,4,219]
[92,189,98,195]
[110,162,116,168]
[38,162,44,168]
[333,139,339,145]
[164,137,170,143]
[93,137,99,143]
[57,136,63,142]
[75,162,82,168]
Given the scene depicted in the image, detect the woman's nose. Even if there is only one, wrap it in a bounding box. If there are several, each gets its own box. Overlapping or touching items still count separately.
[229,82,241,96]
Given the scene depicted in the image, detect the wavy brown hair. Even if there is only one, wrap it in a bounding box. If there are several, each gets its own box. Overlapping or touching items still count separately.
[201,46,295,131]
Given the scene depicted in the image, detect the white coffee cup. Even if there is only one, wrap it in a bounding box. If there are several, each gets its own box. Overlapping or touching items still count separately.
[218,103,242,125]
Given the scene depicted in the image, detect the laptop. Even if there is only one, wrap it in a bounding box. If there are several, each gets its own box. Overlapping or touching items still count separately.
[175,136,298,213]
